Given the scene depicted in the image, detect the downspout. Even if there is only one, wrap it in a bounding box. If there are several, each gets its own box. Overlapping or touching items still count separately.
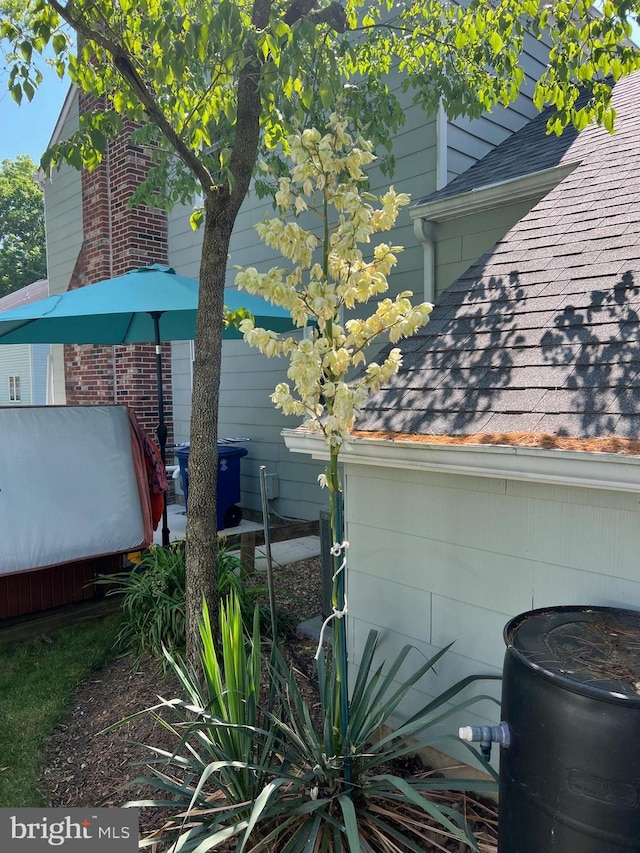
[410,100,446,305]
[412,216,436,304]
[436,100,447,190]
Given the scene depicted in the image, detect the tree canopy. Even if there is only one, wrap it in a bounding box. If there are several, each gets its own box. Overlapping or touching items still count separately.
[2,0,640,659]
[0,155,46,297]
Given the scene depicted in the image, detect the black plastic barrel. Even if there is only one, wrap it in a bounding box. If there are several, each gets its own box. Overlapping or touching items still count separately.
[500,606,640,853]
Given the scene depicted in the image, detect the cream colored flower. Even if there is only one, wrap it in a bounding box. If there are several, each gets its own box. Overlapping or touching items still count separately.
[235,121,434,455]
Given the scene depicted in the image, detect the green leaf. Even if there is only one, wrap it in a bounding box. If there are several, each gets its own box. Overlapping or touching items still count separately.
[573,108,588,132]
[603,108,616,133]
[490,30,503,55]
[52,33,66,55]
[374,775,478,850]
[19,40,32,62]
[239,779,287,852]
[301,86,313,109]
[338,795,360,852]
[319,80,333,109]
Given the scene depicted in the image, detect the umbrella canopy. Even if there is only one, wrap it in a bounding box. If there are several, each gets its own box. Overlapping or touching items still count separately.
[0,264,296,546]
[0,264,295,345]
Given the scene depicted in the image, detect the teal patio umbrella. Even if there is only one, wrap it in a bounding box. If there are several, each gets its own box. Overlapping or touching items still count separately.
[0,264,296,545]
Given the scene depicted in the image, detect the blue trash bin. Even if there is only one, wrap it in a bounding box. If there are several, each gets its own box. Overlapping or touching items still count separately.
[175,443,248,529]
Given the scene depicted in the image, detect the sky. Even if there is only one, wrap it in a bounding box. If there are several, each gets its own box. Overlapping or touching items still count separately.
[0,57,70,165]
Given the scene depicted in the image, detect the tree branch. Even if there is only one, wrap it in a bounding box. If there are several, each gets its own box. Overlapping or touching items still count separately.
[284,0,347,32]
[46,0,213,192]
[222,0,272,213]
[308,3,346,32]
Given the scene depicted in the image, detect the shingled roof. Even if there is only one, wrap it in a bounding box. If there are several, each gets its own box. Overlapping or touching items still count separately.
[356,72,640,442]
[0,279,48,311]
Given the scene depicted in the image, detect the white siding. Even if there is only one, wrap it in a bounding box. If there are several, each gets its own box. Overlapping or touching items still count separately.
[434,199,545,295]
[44,93,82,298]
[29,344,51,405]
[344,462,640,764]
[0,346,32,405]
[219,340,326,519]
[43,91,83,404]
[170,339,193,442]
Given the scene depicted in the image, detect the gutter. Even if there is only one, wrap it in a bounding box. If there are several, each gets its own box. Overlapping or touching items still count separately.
[410,161,579,224]
[283,428,640,494]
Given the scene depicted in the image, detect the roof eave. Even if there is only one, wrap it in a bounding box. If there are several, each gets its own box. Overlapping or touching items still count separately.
[48,83,77,150]
[283,428,640,494]
[410,161,580,223]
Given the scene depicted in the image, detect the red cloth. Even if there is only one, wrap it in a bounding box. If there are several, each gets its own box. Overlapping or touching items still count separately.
[141,434,168,530]
[127,411,165,539]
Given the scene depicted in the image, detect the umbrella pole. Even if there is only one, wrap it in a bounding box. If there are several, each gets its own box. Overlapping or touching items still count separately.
[151,311,170,548]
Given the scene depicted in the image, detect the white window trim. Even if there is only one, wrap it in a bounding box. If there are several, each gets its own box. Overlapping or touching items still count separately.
[8,375,21,402]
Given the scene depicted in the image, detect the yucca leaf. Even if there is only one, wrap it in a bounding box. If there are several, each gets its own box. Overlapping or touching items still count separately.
[410,774,499,792]
[238,778,288,851]
[246,815,304,853]
[371,692,503,759]
[349,629,380,709]
[405,673,502,724]
[371,775,478,850]
[302,814,322,853]
[349,638,457,743]
[363,810,443,853]
[337,793,360,852]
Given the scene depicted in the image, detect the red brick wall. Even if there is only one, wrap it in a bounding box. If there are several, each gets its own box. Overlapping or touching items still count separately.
[64,92,173,448]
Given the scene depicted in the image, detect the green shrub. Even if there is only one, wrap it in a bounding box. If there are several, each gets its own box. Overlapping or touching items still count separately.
[99,541,268,666]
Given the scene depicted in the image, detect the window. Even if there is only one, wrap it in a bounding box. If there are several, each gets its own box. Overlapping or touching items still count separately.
[9,375,21,402]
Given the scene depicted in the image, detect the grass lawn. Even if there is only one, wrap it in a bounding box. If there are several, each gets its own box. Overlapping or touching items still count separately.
[0,614,121,807]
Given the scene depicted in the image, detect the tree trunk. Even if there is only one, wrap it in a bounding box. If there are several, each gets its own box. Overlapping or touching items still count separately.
[184,0,269,669]
[184,198,233,670]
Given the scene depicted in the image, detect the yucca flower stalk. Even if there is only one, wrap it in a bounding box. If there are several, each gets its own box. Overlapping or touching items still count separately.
[236,115,433,779]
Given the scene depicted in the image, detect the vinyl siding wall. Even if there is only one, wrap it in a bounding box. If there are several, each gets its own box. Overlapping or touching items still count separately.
[0,346,31,405]
[43,91,83,404]
[434,198,546,295]
[430,36,550,298]
[30,344,51,405]
[344,461,640,765]
[44,95,83,297]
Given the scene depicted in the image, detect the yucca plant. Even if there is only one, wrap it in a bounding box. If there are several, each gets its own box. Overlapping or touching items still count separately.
[121,597,499,852]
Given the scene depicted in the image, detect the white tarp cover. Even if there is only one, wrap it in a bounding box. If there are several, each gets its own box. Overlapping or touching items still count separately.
[1,406,146,573]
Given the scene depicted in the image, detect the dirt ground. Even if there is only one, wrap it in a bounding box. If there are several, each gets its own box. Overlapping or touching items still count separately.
[36,555,498,850]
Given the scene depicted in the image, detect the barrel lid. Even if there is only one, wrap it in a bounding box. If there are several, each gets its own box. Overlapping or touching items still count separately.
[505,606,640,702]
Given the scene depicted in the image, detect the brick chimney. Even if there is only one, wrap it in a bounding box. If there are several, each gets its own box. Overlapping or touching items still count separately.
[64,91,173,445]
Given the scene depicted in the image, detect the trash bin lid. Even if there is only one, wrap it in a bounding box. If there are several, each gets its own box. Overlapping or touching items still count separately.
[174,443,247,460]
[505,606,640,702]
[217,444,248,459]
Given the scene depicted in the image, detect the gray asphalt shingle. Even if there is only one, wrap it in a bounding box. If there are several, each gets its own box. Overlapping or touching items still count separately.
[355,72,640,441]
